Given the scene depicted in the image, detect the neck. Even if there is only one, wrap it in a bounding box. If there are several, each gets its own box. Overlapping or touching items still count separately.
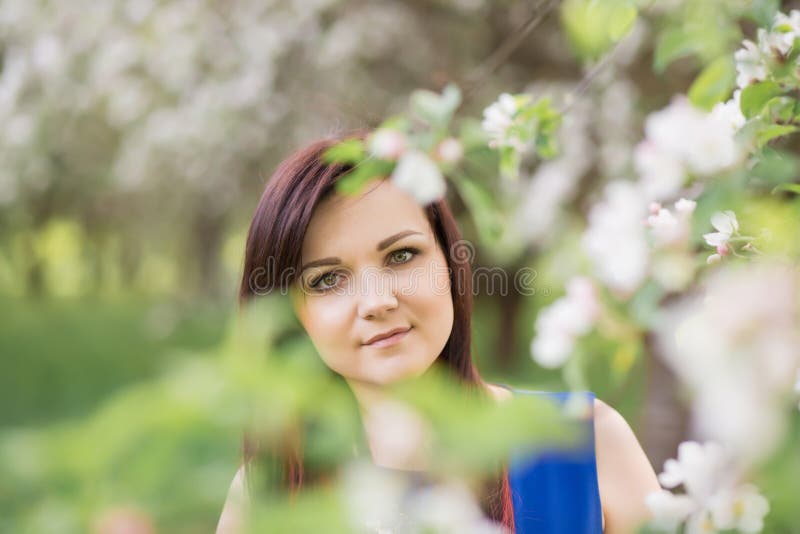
[345,378,511,472]
[346,378,433,471]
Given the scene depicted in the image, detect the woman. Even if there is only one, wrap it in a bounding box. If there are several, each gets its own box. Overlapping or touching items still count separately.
[218,133,660,533]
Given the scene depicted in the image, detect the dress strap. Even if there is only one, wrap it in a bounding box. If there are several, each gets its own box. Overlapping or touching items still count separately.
[503,389,604,534]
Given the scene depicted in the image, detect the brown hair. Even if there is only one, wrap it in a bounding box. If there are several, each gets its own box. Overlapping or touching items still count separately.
[239,132,514,530]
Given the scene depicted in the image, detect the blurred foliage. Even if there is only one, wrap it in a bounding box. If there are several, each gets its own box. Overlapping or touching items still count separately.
[2,0,800,532]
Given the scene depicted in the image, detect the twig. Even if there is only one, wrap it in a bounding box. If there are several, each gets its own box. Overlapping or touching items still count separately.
[559,38,625,113]
[463,0,561,101]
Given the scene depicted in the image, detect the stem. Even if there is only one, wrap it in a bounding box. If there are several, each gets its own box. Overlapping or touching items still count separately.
[462,0,560,100]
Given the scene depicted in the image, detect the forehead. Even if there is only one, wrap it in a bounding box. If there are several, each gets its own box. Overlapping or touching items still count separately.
[302,179,434,257]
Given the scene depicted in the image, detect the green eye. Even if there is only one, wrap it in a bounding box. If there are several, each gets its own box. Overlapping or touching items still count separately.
[389,248,419,264]
[311,271,340,290]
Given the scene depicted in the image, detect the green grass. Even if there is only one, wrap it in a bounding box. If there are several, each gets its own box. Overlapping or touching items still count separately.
[0,297,229,426]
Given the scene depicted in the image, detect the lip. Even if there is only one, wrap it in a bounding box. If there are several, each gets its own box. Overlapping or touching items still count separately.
[363,326,412,347]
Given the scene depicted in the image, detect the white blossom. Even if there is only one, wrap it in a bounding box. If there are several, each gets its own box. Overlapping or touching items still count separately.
[531,276,599,368]
[703,210,739,261]
[674,198,697,214]
[646,207,685,248]
[341,463,502,534]
[646,97,741,177]
[634,141,685,202]
[646,197,696,280]
[647,441,770,534]
[757,27,794,58]
[405,481,503,534]
[434,137,463,164]
[390,150,447,205]
[658,441,731,500]
[734,40,768,88]
[711,90,746,133]
[530,329,575,370]
[481,93,524,150]
[369,129,408,161]
[646,490,695,532]
[340,461,409,533]
[656,263,800,463]
[708,484,770,533]
[773,9,800,35]
[582,181,649,295]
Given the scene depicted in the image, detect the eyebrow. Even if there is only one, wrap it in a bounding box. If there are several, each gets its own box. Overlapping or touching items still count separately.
[300,230,424,273]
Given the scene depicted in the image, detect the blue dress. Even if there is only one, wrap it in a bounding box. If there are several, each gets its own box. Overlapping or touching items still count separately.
[505,389,603,534]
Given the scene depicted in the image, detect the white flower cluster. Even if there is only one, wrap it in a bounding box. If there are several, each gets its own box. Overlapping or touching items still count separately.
[481,93,526,151]
[646,198,696,248]
[367,128,461,206]
[0,0,342,207]
[634,97,742,202]
[645,198,697,291]
[734,10,800,89]
[530,277,599,369]
[582,181,649,295]
[656,263,800,464]
[341,461,504,534]
[647,441,770,534]
[710,89,746,135]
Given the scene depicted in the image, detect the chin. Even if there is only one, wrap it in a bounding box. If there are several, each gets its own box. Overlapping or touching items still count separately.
[372,358,435,386]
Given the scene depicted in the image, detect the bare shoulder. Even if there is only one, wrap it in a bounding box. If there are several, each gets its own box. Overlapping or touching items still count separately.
[592,397,657,477]
[593,397,628,429]
[592,398,660,534]
[216,465,249,534]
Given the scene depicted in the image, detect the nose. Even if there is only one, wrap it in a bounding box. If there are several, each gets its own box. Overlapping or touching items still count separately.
[357,268,398,320]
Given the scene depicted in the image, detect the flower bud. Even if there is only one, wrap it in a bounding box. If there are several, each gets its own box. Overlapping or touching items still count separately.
[368,129,407,161]
[435,137,463,164]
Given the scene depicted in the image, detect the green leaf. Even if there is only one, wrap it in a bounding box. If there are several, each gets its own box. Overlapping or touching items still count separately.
[750,148,800,185]
[740,81,783,119]
[653,27,696,73]
[410,83,462,127]
[608,4,637,41]
[450,175,504,243]
[499,147,520,182]
[771,182,800,195]
[561,0,638,61]
[334,159,393,195]
[765,95,798,124]
[744,0,780,27]
[756,124,798,148]
[687,56,736,110]
[531,98,561,159]
[321,139,365,165]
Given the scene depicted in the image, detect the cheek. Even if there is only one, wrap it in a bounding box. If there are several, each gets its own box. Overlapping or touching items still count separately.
[296,296,354,369]
[406,256,453,340]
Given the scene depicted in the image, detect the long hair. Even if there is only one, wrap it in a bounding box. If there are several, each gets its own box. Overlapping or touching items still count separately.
[238,132,514,530]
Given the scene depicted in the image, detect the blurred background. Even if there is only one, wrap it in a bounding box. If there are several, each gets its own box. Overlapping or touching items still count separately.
[2,0,799,532]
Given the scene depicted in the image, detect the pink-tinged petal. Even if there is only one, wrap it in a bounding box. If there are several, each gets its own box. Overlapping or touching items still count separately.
[704,232,728,247]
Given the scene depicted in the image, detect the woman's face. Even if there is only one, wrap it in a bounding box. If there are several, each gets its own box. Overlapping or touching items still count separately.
[290,179,454,389]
